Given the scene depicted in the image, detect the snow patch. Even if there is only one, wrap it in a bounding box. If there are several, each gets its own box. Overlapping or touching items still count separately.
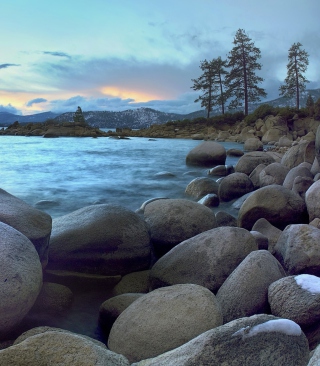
[232,319,301,339]
[295,274,320,295]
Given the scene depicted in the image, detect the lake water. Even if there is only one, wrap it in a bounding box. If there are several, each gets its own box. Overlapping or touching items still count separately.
[0,133,244,342]
[0,134,243,218]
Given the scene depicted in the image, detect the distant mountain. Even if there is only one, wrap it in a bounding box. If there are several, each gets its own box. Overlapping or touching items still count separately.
[0,111,59,126]
[0,89,319,128]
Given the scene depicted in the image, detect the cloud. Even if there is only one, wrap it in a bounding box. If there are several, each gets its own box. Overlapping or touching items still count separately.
[26,98,47,107]
[0,104,21,114]
[0,63,20,69]
[43,51,71,58]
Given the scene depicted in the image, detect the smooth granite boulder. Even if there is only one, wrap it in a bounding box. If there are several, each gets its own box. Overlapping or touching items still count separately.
[274,224,320,275]
[0,222,42,339]
[218,172,254,202]
[0,188,52,267]
[132,314,309,366]
[281,140,315,169]
[108,284,223,363]
[249,163,267,189]
[292,176,314,198]
[144,199,217,256]
[216,250,285,323]
[0,330,129,366]
[283,165,314,190]
[259,162,289,187]
[111,270,150,296]
[185,141,226,167]
[238,185,308,230]
[309,343,320,366]
[269,275,320,326]
[185,177,219,199]
[215,211,237,227]
[235,151,275,175]
[251,218,282,254]
[244,137,263,151]
[48,204,151,276]
[306,180,320,221]
[149,227,258,293]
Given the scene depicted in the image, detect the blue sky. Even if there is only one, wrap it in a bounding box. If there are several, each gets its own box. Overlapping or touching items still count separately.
[0,0,319,115]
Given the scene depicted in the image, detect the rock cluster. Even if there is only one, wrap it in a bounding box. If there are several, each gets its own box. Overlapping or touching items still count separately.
[3,124,320,365]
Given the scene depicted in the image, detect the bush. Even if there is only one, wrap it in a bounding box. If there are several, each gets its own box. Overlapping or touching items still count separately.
[314,98,320,120]
[244,104,276,125]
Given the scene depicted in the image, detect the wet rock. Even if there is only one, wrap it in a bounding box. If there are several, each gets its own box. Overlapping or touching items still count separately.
[235,151,275,175]
[216,211,237,227]
[197,193,220,207]
[186,141,226,167]
[218,172,254,202]
[111,270,150,296]
[185,177,219,199]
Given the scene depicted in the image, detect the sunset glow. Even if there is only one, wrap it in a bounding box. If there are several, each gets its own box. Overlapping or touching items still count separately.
[100,86,165,103]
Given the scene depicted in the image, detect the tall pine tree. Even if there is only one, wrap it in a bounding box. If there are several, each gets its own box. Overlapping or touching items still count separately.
[191,57,228,117]
[73,106,86,125]
[279,42,309,110]
[225,29,266,116]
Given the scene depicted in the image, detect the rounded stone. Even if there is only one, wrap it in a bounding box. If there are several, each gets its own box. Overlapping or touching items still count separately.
[218,173,254,202]
[235,152,275,175]
[186,141,226,167]
[259,162,290,187]
[185,177,219,199]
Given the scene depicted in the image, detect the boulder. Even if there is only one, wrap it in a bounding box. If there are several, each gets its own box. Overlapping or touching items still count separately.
[185,177,219,199]
[144,199,217,256]
[111,270,150,296]
[274,224,320,275]
[216,250,285,323]
[0,188,52,267]
[251,218,282,254]
[47,204,151,276]
[249,163,267,189]
[309,343,320,365]
[259,162,290,187]
[0,330,129,365]
[0,222,42,339]
[30,282,73,314]
[268,274,320,326]
[216,211,237,227]
[306,180,320,221]
[250,230,269,250]
[278,135,293,147]
[283,165,314,190]
[149,227,257,293]
[108,284,223,363]
[261,115,288,144]
[99,293,144,334]
[218,173,254,202]
[186,141,226,167]
[244,137,263,151]
[132,314,309,366]
[197,193,220,207]
[292,176,314,198]
[238,185,308,230]
[227,148,244,157]
[208,165,228,176]
[281,140,315,169]
[235,151,275,175]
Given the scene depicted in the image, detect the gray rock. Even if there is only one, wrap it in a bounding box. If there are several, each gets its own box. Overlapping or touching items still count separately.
[216,211,237,227]
[283,165,314,190]
[48,204,151,276]
[252,218,282,254]
[281,140,315,169]
[111,270,150,296]
[292,176,314,198]
[0,222,42,339]
[149,227,257,293]
[274,224,320,275]
[133,314,309,366]
[238,185,308,230]
[216,250,286,323]
[144,199,217,256]
[309,343,320,365]
[208,165,228,176]
[0,330,129,365]
[185,177,219,199]
[244,137,263,151]
[306,180,320,221]
[197,193,220,207]
[0,188,52,267]
[186,141,226,167]
[250,230,269,250]
[227,148,244,157]
[235,151,275,175]
[108,284,223,363]
[269,275,320,326]
[259,162,290,187]
[218,172,254,201]
[249,163,267,189]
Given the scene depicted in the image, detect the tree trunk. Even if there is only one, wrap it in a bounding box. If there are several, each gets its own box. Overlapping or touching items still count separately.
[294,55,299,110]
[219,71,225,115]
[242,44,248,115]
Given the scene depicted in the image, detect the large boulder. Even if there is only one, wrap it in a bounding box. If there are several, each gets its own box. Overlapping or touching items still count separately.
[0,222,43,339]
[274,224,320,275]
[281,140,315,169]
[108,284,223,363]
[185,141,226,167]
[0,188,52,267]
[244,137,263,151]
[252,218,282,254]
[47,204,151,276]
[111,270,150,296]
[144,199,217,256]
[235,152,275,175]
[283,164,314,190]
[133,314,309,366]
[306,180,320,221]
[0,330,129,365]
[185,177,219,199]
[149,227,258,293]
[216,250,285,323]
[261,115,288,144]
[259,162,290,187]
[268,274,320,327]
[238,185,308,230]
[249,163,267,189]
[218,172,254,202]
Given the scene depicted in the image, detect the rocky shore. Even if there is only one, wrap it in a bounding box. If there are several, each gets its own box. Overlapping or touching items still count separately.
[2,118,320,365]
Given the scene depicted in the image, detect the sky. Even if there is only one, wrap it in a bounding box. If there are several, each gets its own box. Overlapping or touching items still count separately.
[0,0,319,116]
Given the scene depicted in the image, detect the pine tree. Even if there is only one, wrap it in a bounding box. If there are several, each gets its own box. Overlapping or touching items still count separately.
[225,29,266,116]
[191,57,228,118]
[73,106,86,125]
[279,42,309,110]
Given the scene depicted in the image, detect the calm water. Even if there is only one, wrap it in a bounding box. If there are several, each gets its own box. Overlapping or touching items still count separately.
[1,133,243,342]
[0,134,243,218]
